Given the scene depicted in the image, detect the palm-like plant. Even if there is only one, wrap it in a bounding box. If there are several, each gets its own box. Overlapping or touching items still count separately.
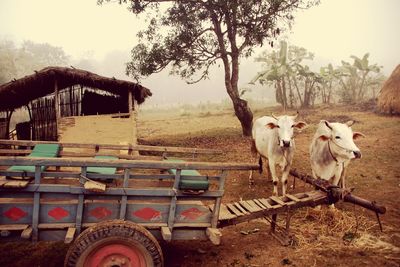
[350,53,381,100]
[251,41,291,110]
[338,53,381,103]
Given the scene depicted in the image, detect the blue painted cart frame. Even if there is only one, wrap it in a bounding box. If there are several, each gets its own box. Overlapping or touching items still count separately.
[0,153,257,244]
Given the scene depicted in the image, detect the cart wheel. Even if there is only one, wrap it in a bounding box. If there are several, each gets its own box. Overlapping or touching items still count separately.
[64,220,163,267]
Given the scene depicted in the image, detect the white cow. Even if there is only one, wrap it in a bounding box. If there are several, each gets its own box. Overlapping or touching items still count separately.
[309,120,365,189]
[250,114,307,196]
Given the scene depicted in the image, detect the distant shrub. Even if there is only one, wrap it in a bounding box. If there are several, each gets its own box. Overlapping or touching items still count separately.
[199,111,212,117]
[180,111,191,117]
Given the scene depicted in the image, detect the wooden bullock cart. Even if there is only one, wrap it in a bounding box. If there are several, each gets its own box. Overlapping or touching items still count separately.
[0,139,386,267]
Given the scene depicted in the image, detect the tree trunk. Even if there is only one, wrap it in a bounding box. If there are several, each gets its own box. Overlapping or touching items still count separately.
[210,9,253,136]
[226,80,253,137]
[281,77,287,111]
[320,85,326,104]
[225,55,253,136]
[275,79,286,110]
[327,81,333,104]
[287,75,294,108]
[293,78,303,107]
[302,79,309,108]
[357,71,368,101]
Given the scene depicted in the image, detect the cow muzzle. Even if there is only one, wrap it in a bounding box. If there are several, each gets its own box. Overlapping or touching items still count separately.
[282,140,291,148]
[353,150,362,159]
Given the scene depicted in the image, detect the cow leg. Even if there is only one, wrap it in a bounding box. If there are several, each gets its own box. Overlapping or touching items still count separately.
[268,160,279,196]
[330,167,345,209]
[338,166,348,200]
[281,164,290,196]
[248,141,259,187]
[341,167,347,189]
[266,158,272,181]
[332,165,343,186]
[248,170,254,187]
[248,154,260,187]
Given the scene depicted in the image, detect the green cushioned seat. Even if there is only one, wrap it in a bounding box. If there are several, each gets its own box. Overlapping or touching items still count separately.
[87,156,118,175]
[164,158,209,191]
[8,144,60,172]
[179,179,210,190]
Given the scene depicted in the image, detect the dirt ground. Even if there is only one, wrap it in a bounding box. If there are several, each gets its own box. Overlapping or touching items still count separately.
[0,104,399,267]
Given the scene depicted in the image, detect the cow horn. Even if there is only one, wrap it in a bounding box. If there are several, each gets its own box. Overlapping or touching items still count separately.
[345,120,355,127]
[324,120,333,130]
[293,111,299,119]
[271,113,278,120]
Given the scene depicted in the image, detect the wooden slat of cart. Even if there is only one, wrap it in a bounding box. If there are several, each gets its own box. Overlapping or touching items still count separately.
[269,196,286,206]
[239,201,257,213]
[285,194,301,202]
[258,198,277,209]
[209,204,236,220]
[219,204,236,220]
[246,200,263,211]
[226,203,244,216]
[253,199,268,209]
[0,224,29,231]
[298,193,315,202]
[21,226,33,239]
[233,202,249,215]
[0,177,31,188]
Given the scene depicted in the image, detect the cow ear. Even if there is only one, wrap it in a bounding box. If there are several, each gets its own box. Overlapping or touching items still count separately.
[293,121,307,130]
[353,132,365,139]
[346,120,355,127]
[318,135,330,141]
[266,123,278,129]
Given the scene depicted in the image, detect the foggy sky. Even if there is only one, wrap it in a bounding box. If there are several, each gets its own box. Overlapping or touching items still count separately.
[1,0,399,106]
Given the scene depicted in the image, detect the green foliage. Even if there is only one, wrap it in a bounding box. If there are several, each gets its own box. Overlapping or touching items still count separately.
[107,0,318,83]
[253,45,385,107]
[0,40,18,84]
[337,53,382,103]
[0,39,69,84]
[99,0,319,136]
[252,41,319,108]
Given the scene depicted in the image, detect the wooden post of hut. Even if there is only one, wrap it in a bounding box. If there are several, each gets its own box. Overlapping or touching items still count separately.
[54,78,61,139]
[128,89,139,155]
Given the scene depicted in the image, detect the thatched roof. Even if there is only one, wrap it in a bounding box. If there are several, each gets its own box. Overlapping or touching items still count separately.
[0,66,152,112]
[377,65,400,114]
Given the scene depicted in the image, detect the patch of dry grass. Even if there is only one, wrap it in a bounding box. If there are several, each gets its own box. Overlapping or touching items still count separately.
[291,207,399,256]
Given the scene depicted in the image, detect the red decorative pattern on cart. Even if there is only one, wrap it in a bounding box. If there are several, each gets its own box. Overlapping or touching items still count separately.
[4,207,27,221]
[133,207,162,221]
[90,207,112,219]
[179,207,205,220]
[48,207,69,220]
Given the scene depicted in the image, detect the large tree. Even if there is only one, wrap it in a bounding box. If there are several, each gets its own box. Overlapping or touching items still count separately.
[99,0,318,136]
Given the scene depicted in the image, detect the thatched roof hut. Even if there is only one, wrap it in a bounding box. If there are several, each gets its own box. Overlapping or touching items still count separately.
[377,65,400,114]
[0,66,152,142]
[0,66,152,112]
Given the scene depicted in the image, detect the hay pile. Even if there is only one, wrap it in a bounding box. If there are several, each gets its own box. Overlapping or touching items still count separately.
[288,207,399,254]
[377,65,400,114]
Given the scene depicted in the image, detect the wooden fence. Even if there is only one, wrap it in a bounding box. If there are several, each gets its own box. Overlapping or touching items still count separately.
[31,97,57,141]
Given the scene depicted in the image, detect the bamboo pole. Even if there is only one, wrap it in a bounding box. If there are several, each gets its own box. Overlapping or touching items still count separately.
[128,90,139,152]
[54,78,60,140]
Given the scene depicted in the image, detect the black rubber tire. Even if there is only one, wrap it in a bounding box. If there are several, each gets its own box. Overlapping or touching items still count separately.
[64,220,163,267]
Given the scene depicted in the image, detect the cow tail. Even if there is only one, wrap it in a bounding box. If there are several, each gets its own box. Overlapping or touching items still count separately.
[258,156,263,174]
[250,139,257,155]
